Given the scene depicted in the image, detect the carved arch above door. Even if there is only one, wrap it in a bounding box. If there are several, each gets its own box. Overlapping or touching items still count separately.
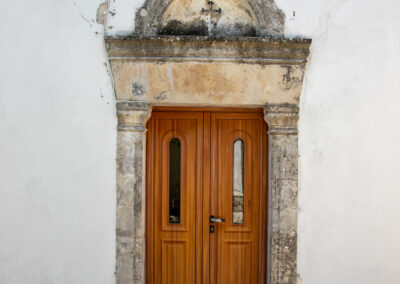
[134,0,285,36]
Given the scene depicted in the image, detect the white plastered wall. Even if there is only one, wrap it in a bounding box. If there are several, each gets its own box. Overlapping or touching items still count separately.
[1,0,400,283]
[0,1,116,283]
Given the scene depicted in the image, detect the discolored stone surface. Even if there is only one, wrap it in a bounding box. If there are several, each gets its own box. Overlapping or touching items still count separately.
[106,37,309,107]
[159,0,257,37]
[110,61,306,105]
[160,19,208,36]
[134,0,284,37]
[265,104,300,284]
[116,237,134,284]
[116,102,151,284]
[106,36,311,62]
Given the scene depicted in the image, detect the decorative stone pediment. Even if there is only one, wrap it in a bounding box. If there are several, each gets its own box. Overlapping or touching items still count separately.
[160,0,257,36]
[135,0,285,37]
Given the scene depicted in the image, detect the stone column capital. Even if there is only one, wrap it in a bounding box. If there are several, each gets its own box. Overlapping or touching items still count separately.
[264,103,299,135]
[116,101,152,132]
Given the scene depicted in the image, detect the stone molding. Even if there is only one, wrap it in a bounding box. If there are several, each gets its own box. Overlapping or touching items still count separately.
[134,0,285,37]
[264,103,300,135]
[105,36,311,64]
[117,101,152,131]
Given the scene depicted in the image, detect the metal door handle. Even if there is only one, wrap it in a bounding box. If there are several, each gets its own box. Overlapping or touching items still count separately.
[210,215,225,223]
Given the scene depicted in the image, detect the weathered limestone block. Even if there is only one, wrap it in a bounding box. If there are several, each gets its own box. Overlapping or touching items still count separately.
[132,237,145,281]
[272,231,298,283]
[279,180,298,211]
[106,37,310,107]
[265,103,300,284]
[117,126,145,238]
[116,236,145,283]
[116,236,134,284]
[116,101,151,284]
[110,61,305,105]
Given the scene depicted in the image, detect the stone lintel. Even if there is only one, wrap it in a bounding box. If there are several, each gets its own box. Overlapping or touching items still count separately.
[105,36,311,64]
[264,103,299,135]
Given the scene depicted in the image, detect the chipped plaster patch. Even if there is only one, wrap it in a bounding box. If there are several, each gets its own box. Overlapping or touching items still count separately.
[96,2,108,24]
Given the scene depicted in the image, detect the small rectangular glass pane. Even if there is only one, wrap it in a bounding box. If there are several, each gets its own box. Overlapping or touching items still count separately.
[233,139,244,224]
[169,138,181,224]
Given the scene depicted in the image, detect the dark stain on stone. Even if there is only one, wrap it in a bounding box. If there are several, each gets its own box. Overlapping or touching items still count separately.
[210,22,258,37]
[133,141,143,222]
[132,82,146,98]
[282,65,294,83]
[233,23,257,37]
[159,19,208,36]
[280,65,301,91]
[135,0,285,37]
[160,20,257,37]
[154,91,167,101]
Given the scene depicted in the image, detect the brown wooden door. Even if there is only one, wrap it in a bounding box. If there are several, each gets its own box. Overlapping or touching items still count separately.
[147,109,267,284]
[209,112,267,284]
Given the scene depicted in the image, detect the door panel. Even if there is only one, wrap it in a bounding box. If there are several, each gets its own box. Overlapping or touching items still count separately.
[147,112,203,284]
[210,113,267,284]
[147,109,267,284]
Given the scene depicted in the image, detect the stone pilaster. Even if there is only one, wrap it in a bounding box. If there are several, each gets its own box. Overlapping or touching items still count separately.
[116,101,151,284]
[264,104,299,284]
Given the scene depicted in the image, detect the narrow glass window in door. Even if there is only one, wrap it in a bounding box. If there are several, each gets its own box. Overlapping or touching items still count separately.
[169,138,181,224]
[233,139,244,224]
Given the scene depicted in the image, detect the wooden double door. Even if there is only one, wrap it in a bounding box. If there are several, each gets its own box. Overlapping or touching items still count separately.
[146,108,268,284]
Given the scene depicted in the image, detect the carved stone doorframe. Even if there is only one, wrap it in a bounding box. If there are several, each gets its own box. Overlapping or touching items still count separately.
[107,36,310,284]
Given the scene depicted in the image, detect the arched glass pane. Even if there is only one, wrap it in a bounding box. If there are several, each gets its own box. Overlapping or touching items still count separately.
[233,139,244,224]
[169,138,181,224]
